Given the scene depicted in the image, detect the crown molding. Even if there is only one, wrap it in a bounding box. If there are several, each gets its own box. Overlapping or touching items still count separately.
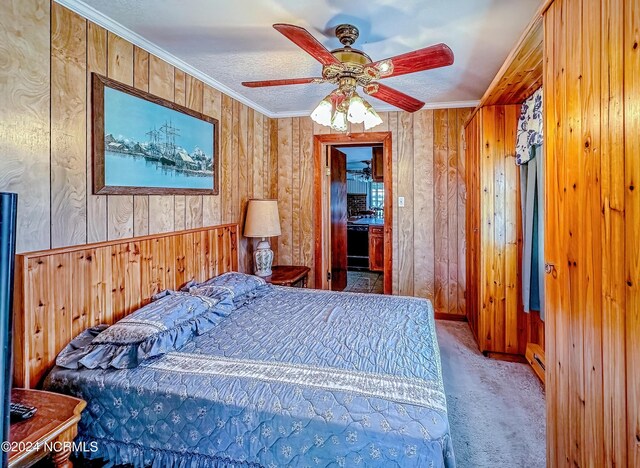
[271,100,481,118]
[54,0,276,117]
[54,0,481,120]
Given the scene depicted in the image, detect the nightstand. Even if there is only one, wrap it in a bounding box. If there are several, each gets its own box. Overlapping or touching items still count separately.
[8,389,86,468]
[264,265,310,288]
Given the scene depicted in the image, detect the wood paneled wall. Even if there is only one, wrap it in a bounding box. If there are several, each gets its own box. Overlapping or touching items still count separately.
[1,1,275,271]
[544,0,639,465]
[272,109,471,314]
[464,105,539,355]
[0,0,51,252]
[13,224,238,389]
[465,114,481,339]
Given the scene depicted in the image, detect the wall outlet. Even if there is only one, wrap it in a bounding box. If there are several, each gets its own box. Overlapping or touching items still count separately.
[398,196,405,207]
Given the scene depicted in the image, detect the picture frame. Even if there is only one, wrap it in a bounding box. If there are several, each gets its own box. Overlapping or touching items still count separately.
[92,73,219,195]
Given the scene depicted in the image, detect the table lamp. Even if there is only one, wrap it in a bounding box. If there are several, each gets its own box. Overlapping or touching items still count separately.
[244,199,281,277]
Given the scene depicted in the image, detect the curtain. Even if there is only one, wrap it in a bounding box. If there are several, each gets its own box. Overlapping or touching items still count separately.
[519,145,544,319]
[516,88,545,320]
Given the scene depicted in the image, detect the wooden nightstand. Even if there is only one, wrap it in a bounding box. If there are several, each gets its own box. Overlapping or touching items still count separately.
[8,389,86,468]
[264,265,310,288]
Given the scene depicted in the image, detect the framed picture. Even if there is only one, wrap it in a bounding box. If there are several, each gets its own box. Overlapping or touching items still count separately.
[92,73,219,195]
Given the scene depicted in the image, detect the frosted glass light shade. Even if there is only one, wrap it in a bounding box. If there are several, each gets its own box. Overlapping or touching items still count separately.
[364,105,383,130]
[347,94,367,123]
[244,199,281,238]
[331,110,348,131]
[310,99,332,126]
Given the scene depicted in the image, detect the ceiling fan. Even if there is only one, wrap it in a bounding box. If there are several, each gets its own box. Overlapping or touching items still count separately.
[242,23,454,130]
[347,160,372,181]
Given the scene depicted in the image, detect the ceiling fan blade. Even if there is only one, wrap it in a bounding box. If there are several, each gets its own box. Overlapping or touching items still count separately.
[273,23,341,66]
[242,77,322,88]
[370,43,454,79]
[364,83,425,113]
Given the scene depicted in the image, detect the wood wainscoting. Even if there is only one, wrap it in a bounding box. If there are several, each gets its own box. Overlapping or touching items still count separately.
[13,224,239,389]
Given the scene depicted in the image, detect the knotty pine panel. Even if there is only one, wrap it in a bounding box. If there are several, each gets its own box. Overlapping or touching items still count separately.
[13,225,239,389]
[544,0,639,465]
[464,105,539,356]
[2,3,273,268]
[272,108,471,311]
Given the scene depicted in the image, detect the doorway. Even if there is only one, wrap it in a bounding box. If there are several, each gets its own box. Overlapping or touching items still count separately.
[313,133,392,294]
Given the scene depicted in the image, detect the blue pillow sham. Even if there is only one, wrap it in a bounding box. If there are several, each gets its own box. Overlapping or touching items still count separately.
[186,272,272,307]
[56,290,233,370]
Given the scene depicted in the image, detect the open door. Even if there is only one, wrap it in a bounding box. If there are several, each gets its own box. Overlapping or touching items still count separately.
[330,146,347,291]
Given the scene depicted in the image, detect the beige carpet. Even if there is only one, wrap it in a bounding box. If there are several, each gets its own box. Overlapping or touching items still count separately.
[436,320,546,468]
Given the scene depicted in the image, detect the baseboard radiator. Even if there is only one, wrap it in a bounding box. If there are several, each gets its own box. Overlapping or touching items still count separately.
[525,343,545,385]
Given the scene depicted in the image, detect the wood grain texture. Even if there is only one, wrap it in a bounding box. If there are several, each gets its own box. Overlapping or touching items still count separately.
[106,32,134,240]
[543,0,639,465]
[51,4,87,248]
[312,132,393,294]
[464,112,481,341]
[220,94,233,223]
[456,109,471,316]
[446,109,458,315]
[477,2,544,107]
[132,46,150,236]
[1,7,273,263]
[13,224,239,389]
[237,102,250,273]
[433,109,449,310]
[203,85,223,226]
[277,118,294,265]
[624,1,640,466]
[85,23,108,244]
[0,0,51,253]
[147,54,175,235]
[464,105,529,355]
[397,112,414,296]
[276,109,469,309]
[413,110,434,299]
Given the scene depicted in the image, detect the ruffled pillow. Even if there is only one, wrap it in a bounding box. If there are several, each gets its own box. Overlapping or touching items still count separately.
[56,291,233,370]
[192,272,266,295]
[188,272,271,307]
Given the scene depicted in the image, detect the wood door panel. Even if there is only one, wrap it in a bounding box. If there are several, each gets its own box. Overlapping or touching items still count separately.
[543,0,638,465]
[330,147,347,291]
[369,225,384,271]
[372,145,384,182]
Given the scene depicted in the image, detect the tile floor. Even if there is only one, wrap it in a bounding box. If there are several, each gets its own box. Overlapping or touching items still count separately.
[345,271,384,293]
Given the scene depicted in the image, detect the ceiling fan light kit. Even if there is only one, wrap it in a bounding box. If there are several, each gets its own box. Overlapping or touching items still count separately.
[242,23,454,131]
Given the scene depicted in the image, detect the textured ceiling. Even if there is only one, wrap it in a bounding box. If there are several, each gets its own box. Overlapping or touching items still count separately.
[70,0,540,116]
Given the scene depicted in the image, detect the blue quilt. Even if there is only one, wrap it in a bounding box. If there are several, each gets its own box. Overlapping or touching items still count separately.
[44,287,455,467]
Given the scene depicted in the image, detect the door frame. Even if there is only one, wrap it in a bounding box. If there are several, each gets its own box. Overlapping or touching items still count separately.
[313,132,393,294]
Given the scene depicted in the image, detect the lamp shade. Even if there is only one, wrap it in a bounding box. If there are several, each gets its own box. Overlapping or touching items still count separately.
[244,199,281,238]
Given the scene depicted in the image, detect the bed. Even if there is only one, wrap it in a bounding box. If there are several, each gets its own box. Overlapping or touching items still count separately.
[13,225,455,467]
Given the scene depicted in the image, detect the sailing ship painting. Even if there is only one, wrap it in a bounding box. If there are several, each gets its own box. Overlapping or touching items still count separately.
[93,74,218,195]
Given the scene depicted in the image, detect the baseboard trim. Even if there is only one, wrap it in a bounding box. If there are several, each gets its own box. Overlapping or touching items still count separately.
[434,312,468,322]
[482,351,528,364]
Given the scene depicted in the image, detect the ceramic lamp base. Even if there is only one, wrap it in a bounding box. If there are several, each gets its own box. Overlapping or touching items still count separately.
[253,238,274,277]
